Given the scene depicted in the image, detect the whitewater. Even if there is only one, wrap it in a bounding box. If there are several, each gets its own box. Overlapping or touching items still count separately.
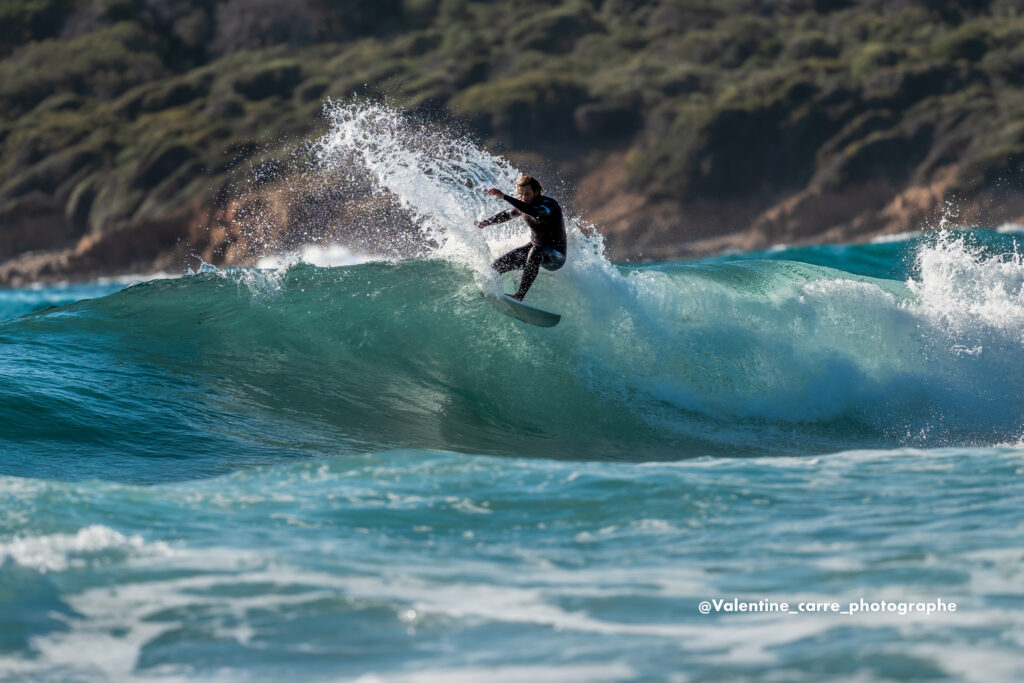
[1,103,1023,681]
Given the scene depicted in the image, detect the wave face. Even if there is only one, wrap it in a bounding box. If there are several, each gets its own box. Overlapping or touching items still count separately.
[3,103,1024,480]
[3,229,1024,481]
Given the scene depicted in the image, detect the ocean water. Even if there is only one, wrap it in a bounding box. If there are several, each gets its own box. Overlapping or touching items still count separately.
[2,105,1024,681]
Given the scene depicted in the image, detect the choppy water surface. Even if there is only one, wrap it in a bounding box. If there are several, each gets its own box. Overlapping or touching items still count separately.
[2,104,1023,681]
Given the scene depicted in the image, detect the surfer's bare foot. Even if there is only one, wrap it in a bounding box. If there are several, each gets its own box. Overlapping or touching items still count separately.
[510,293,525,301]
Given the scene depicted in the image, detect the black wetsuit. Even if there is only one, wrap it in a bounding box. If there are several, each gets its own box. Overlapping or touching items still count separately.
[479,194,567,299]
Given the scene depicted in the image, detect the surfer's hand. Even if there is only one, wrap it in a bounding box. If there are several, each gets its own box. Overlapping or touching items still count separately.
[485,188,503,198]
[474,220,484,228]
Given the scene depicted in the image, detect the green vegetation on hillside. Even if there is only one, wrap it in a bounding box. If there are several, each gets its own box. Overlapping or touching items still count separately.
[3,0,1024,273]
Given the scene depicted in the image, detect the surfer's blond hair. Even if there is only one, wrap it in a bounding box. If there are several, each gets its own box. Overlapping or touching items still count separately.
[517,175,543,194]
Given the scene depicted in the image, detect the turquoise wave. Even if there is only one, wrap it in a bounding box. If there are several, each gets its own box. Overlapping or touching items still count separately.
[4,231,1024,483]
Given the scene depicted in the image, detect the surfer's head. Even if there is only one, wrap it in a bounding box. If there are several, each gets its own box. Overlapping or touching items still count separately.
[516,175,543,204]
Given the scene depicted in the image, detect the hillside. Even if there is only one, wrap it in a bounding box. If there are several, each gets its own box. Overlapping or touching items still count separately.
[3,0,1024,284]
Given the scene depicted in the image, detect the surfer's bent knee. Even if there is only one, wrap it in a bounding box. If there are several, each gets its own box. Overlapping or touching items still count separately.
[540,248,566,271]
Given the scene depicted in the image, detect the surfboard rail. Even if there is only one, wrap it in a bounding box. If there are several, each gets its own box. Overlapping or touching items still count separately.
[482,292,560,327]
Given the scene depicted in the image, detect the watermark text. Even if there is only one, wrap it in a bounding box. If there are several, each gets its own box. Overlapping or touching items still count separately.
[697,597,957,616]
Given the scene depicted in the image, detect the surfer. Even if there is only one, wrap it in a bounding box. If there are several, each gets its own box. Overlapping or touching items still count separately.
[475,175,566,301]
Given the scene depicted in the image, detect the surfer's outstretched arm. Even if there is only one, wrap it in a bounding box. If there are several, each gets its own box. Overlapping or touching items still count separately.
[475,209,519,228]
[483,186,551,220]
[497,193,552,219]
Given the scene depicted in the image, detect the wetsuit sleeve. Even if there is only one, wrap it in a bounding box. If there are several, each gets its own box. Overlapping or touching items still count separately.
[501,194,554,218]
[477,209,519,226]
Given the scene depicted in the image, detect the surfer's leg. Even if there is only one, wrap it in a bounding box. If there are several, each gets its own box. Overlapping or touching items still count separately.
[540,248,566,271]
[491,245,531,274]
[512,247,543,300]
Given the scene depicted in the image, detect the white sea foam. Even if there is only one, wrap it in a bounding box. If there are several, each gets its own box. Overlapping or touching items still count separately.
[996,222,1024,233]
[908,232,1024,338]
[315,103,509,273]
[255,244,381,269]
[313,101,613,292]
[870,229,922,243]
[32,561,1012,681]
[0,525,169,573]
[352,663,640,683]
[905,645,1024,683]
[0,488,1017,682]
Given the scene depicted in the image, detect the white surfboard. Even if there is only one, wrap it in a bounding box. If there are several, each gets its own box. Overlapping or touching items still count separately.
[482,292,560,327]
